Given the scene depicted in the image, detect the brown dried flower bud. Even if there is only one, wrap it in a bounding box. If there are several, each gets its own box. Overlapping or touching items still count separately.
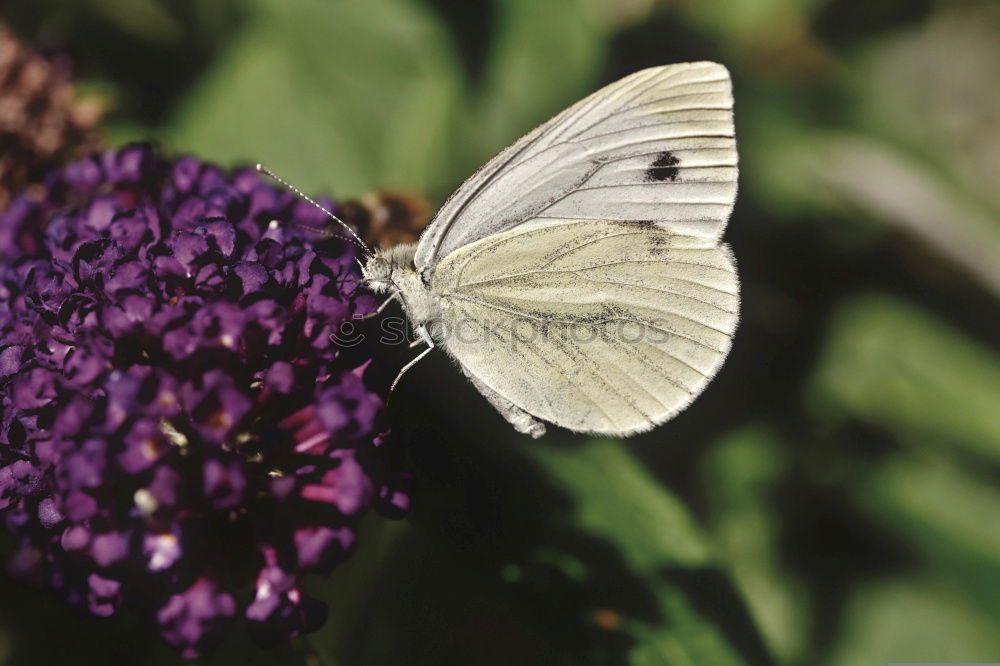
[0,23,104,211]
[339,189,431,248]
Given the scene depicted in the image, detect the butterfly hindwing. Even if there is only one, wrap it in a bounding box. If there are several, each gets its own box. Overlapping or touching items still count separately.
[431,220,738,435]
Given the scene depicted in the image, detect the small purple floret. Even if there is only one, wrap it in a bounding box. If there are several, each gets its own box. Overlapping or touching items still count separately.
[0,145,409,656]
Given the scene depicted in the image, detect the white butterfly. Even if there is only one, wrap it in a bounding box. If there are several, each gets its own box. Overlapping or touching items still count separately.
[263,61,739,438]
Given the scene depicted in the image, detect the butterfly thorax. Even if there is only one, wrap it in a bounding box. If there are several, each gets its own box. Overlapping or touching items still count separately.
[362,243,439,328]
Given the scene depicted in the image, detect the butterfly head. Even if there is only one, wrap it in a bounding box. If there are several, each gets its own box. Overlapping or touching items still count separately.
[361,255,393,293]
[361,243,420,295]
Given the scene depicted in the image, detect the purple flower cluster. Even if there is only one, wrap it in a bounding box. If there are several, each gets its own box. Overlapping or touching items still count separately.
[0,145,410,656]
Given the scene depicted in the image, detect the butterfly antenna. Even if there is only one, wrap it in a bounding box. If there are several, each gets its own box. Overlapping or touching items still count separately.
[255,163,373,258]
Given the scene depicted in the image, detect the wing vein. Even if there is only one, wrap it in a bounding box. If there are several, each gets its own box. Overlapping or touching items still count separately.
[572,273,738,315]
[472,289,734,336]
[569,75,730,140]
[454,257,736,291]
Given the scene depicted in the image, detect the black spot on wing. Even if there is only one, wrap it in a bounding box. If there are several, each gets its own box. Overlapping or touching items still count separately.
[627,220,659,230]
[644,151,680,182]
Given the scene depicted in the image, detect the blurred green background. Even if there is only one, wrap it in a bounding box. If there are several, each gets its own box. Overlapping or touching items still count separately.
[2,0,999,664]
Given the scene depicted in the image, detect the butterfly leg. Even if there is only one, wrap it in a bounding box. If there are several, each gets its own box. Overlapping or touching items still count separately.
[354,291,400,321]
[390,325,434,393]
[459,366,546,439]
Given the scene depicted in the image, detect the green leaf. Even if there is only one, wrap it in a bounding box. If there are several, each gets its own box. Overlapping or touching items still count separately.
[701,427,808,663]
[670,0,827,50]
[854,3,1000,214]
[815,294,1000,639]
[470,0,607,165]
[163,0,465,198]
[532,441,769,666]
[162,0,621,203]
[779,134,1000,294]
[532,442,712,570]
[810,293,1000,463]
[855,453,1000,621]
[305,438,768,666]
[827,576,1000,666]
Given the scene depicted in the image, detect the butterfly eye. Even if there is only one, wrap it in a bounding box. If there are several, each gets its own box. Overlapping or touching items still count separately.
[364,257,391,282]
[378,258,392,278]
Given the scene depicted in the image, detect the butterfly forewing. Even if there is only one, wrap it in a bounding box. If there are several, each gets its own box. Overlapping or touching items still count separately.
[414,62,737,273]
